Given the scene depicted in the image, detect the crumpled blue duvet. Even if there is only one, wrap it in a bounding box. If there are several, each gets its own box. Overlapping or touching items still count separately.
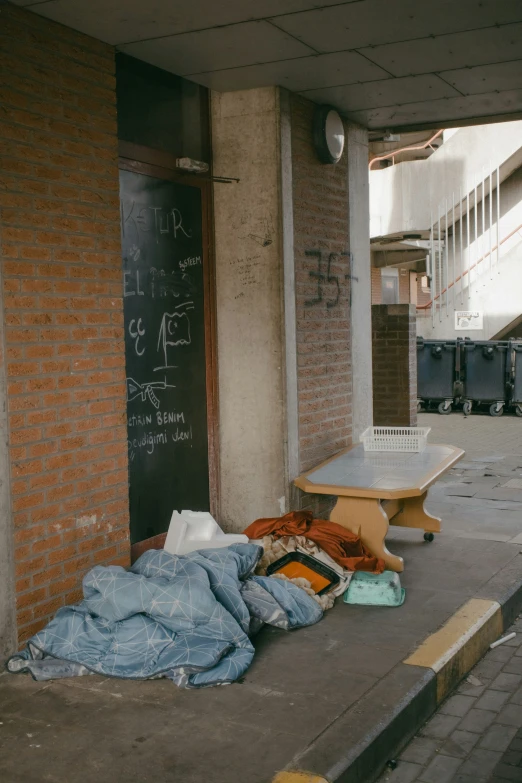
[7,544,322,688]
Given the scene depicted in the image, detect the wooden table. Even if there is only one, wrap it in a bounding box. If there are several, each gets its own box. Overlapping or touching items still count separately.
[294,443,464,572]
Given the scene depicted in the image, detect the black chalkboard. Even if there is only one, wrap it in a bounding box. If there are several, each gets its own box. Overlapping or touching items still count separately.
[119,169,209,544]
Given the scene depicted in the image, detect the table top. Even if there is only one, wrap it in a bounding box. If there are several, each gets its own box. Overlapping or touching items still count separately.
[294,442,464,500]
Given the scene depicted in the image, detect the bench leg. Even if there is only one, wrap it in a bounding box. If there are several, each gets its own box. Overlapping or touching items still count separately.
[399,491,441,533]
[330,496,404,573]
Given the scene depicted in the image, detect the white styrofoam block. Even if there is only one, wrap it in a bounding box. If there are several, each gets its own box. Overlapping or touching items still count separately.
[164,510,248,556]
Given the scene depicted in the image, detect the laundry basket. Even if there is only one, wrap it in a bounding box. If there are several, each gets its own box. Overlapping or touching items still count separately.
[360,426,430,453]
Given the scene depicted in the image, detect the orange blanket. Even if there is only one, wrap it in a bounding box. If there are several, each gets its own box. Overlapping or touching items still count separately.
[244,511,385,574]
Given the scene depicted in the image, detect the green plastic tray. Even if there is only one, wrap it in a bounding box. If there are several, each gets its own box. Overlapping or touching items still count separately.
[343,570,405,607]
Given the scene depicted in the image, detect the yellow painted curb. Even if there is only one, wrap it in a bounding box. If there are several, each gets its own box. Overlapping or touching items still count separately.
[272,772,328,783]
[404,597,502,701]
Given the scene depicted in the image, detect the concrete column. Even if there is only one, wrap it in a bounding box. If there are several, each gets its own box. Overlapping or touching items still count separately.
[211,87,287,531]
[347,124,373,438]
[279,89,299,500]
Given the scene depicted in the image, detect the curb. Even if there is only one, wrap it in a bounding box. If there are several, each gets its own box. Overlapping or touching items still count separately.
[272,553,522,783]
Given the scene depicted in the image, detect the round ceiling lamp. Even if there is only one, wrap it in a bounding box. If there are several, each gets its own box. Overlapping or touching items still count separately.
[313,105,345,164]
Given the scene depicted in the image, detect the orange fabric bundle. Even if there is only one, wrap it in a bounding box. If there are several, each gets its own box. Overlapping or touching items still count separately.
[244,511,385,574]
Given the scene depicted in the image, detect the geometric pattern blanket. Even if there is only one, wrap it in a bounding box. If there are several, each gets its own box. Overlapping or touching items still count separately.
[7,545,322,688]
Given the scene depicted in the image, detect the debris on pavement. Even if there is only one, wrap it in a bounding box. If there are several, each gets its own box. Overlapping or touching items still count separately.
[489,631,517,648]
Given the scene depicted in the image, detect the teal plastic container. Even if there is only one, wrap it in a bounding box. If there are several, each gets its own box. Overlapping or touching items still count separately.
[343,570,405,607]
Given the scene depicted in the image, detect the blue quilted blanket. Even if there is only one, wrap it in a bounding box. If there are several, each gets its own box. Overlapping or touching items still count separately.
[7,545,322,688]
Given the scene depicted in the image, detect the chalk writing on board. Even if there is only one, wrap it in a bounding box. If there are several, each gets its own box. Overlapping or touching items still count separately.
[128,423,193,460]
[120,170,210,543]
[179,255,201,272]
[128,318,146,356]
[155,303,194,371]
[126,376,175,409]
[124,269,196,300]
[121,200,191,242]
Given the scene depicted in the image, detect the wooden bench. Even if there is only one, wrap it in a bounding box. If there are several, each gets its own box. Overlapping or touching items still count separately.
[294,443,464,572]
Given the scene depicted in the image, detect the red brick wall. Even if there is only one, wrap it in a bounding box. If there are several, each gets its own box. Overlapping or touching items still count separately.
[371,267,382,304]
[291,95,351,517]
[0,4,129,645]
[372,304,417,426]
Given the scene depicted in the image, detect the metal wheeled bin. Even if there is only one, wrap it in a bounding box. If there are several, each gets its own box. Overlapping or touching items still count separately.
[417,338,461,415]
[461,340,511,416]
[510,341,522,417]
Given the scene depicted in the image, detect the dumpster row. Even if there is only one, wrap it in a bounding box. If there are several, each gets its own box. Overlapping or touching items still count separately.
[417,338,522,416]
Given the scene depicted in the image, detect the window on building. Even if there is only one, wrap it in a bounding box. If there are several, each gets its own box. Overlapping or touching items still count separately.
[381,268,399,304]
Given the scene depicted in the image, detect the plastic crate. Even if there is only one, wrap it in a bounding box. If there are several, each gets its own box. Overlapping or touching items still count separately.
[360,426,431,453]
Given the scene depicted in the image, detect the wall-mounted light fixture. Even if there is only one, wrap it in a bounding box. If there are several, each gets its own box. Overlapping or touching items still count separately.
[313,105,345,164]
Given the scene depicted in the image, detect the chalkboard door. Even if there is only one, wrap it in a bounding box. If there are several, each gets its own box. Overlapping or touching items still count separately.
[119,168,210,544]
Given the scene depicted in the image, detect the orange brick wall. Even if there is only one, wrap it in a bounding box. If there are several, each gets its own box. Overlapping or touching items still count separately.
[291,95,351,518]
[371,267,382,304]
[0,4,130,645]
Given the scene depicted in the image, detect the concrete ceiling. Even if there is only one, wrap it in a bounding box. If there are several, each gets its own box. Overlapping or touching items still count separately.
[11,0,522,130]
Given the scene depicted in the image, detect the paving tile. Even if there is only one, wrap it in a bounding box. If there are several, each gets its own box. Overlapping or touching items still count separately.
[479,724,519,752]
[442,729,480,758]
[452,776,487,783]
[491,674,522,692]
[459,708,497,734]
[399,737,440,765]
[381,760,424,783]
[421,713,461,739]
[444,486,477,497]
[475,689,510,712]
[439,694,476,717]
[503,749,522,765]
[503,657,522,676]
[497,704,522,728]
[492,763,522,781]
[457,681,488,698]
[473,660,506,683]
[511,687,522,705]
[418,753,462,783]
[488,645,518,663]
[458,748,503,778]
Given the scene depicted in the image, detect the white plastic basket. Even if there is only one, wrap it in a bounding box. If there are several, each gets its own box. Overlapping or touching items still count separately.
[360,426,431,453]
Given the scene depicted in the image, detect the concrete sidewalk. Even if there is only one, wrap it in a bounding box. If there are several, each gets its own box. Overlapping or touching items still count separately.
[378,614,522,783]
[1,413,522,783]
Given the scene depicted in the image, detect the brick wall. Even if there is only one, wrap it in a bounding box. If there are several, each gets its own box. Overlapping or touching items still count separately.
[0,4,129,645]
[417,274,432,308]
[371,267,382,304]
[399,269,410,302]
[372,304,417,426]
[291,95,351,518]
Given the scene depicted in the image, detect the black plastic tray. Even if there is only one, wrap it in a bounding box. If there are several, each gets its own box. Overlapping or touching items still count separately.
[266,551,340,595]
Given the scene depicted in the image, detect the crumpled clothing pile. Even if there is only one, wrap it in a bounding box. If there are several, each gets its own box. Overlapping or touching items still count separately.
[255,534,352,610]
[245,510,385,611]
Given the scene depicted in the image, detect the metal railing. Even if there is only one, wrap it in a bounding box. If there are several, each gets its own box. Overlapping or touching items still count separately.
[416,165,522,323]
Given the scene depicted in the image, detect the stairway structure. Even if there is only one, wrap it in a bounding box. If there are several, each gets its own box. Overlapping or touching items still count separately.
[370,122,522,341]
